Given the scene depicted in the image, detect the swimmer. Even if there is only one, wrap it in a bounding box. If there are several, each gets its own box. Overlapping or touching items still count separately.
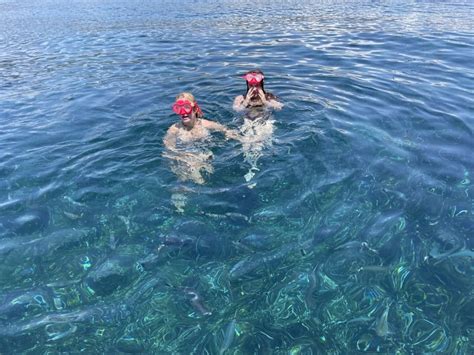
[233,69,283,112]
[232,70,283,182]
[163,92,240,185]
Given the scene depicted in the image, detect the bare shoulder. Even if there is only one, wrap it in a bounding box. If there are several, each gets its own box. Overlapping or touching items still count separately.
[202,119,224,130]
[166,123,180,134]
[265,93,283,110]
[164,124,180,142]
[163,123,179,149]
[233,95,245,111]
[267,99,284,110]
[233,95,244,104]
[201,119,214,127]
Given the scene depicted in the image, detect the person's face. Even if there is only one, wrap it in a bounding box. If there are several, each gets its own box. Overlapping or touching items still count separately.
[248,86,264,106]
[180,109,197,127]
[244,72,264,86]
[172,99,198,127]
[248,85,263,97]
[244,73,264,101]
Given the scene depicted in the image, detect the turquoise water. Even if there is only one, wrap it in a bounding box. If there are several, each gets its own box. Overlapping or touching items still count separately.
[1,0,473,353]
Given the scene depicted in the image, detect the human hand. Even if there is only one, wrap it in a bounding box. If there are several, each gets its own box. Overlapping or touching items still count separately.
[270,100,283,110]
[244,87,254,100]
[251,87,259,98]
[225,129,242,141]
[243,90,255,105]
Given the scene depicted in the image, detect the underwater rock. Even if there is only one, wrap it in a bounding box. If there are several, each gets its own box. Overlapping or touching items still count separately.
[174,220,211,236]
[405,318,450,352]
[229,238,313,280]
[116,336,146,353]
[0,304,126,338]
[159,234,194,247]
[211,184,260,216]
[202,209,250,226]
[359,210,405,264]
[86,253,137,296]
[224,212,249,225]
[159,232,229,259]
[0,288,52,321]
[0,277,162,338]
[0,237,17,257]
[313,227,339,245]
[30,228,92,256]
[218,319,237,355]
[251,207,286,223]
[183,287,212,316]
[10,208,50,235]
[431,226,465,257]
[427,244,472,262]
[0,207,49,238]
[363,211,403,240]
[238,234,271,250]
[138,252,167,271]
[229,256,260,280]
[45,322,78,341]
[72,184,112,204]
[0,228,92,259]
[458,298,474,326]
[377,234,402,264]
[195,233,228,257]
[375,302,392,337]
[422,249,474,292]
[304,265,321,309]
[0,221,7,238]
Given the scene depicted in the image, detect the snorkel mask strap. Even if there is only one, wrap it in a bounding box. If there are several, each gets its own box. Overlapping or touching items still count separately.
[194,102,203,116]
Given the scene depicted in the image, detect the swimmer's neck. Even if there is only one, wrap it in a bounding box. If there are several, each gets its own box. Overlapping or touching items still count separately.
[180,118,201,130]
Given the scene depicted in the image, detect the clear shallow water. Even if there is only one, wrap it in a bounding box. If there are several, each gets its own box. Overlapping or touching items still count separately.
[1,0,473,352]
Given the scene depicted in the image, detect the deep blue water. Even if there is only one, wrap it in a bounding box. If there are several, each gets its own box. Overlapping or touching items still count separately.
[1,0,473,353]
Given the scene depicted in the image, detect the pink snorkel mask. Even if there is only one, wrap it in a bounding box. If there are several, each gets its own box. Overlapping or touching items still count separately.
[172,99,193,115]
[172,99,202,117]
[243,73,264,86]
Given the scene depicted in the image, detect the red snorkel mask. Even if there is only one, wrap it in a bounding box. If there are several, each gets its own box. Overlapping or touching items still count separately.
[172,99,202,116]
[243,73,264,86]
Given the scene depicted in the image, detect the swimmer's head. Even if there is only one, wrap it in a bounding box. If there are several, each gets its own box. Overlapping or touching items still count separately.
[173,92,203,127]
[243,69,265,87]
[242,69,267,103]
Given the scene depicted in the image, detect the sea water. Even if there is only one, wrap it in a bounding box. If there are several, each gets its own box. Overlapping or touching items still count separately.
[0,0,473,352]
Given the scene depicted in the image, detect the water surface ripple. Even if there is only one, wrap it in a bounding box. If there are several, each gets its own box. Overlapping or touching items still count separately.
[1,0,473,353]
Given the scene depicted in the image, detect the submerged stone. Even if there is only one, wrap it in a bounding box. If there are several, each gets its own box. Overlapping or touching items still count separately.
[238,234,271,250]
[116,336,145,353]
[0,288,52,321]
[1,228,92,260]
[158,232,229,259]
[174,220,211,236]
[86,254,136,296]
[10,208,50,235]
[138,252,167,270]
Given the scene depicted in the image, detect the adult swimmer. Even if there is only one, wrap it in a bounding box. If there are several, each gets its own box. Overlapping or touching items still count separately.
[163,92,240,186]
[232,70,283,182]
[233,69,283,111]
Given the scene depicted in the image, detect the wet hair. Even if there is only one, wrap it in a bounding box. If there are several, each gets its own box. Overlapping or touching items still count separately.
[175,92,203,117]
[243,69,277,102]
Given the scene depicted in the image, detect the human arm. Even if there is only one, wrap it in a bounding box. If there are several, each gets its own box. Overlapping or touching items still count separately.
[233,95,247,112]
[266,98,284,110]
[163,125,206,164]
[163,125,179,151]
[202,119,241,141]
[257,90,284,110]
